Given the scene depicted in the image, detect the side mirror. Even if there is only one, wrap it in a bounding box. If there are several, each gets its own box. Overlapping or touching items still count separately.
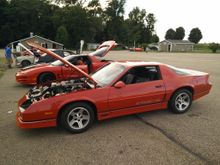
[114,81,125,89]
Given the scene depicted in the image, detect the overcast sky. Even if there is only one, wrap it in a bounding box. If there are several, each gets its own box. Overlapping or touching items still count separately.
[100,0,220,43]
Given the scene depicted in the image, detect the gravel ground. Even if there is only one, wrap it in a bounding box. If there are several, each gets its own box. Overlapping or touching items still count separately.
[0,51,220,164]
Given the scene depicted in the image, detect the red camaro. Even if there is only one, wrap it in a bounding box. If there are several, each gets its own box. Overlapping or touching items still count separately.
[16,43,212,133]
[15,41,116,85]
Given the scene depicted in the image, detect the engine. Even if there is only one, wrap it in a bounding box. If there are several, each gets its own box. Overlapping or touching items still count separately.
[28,78,90,101]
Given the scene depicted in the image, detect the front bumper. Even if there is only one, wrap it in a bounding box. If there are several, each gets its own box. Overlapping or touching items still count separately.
[16,73,36,85]
[16,112,56,129]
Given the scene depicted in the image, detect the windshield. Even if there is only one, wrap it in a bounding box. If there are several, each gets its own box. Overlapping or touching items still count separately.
[92,63,126,86]
[51,56,74,66]
[89,46,109,57]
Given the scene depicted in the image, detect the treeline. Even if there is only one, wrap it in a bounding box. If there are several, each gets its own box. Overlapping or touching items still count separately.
[0,0,159,49]
[165,26,203,44]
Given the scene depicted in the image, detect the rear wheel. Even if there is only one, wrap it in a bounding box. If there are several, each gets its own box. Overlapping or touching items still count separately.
[38,73,55,84]
[60,103,95,133]
[169,89,192,114]
[21,60,31,67]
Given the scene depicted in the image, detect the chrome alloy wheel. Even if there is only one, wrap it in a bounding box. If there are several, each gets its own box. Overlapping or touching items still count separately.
[175,92,190,111]
[67,107,90,130]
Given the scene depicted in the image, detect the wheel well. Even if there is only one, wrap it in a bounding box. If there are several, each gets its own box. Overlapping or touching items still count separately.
[170,86,194,101]
[57,101,98,125]
[37,72,56,83]
[21,60,31,64]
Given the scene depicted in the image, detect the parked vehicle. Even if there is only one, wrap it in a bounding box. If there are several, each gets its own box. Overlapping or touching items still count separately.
[16,42,212,133]
[15,41,116,85]
[13,43,74,67]
[129,47,144,52]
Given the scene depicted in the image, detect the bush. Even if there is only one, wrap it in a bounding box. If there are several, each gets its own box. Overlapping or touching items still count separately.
[209,43,220,53]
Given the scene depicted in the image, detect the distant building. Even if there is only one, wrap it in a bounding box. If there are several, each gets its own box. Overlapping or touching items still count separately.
[159,40,194,52]
[9,33,64,52]
[87,43,100,51]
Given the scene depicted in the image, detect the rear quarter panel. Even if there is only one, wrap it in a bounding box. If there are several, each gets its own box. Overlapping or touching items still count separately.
[159,65,195,101]
[192,75,212,100]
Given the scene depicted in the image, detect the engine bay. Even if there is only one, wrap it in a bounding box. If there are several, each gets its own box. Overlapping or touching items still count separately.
[20,78,92,110]
[29,78,91,101]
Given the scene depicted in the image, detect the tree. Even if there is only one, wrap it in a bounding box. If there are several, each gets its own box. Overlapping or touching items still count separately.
[127,7,146,44]
[209,43,219,53]
[0,0,160,48]
[0,0,56,47]
[165,28,175,40]
[104,0,126,41]
[87,0,103,16]
[188,28,202,44]
[151,34,159,43]
[55,26,69,47]
[128,7,146,24]
[105,0,126,18]
[0,0,8,26]
[52,0,84,6]
[146,13,156,32]
[174,27,185,40]
[126,7,157,45]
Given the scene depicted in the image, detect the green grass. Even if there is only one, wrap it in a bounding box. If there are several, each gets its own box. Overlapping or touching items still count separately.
[0,68,5,78]
[193,43,220,53]
[0,57,6,79]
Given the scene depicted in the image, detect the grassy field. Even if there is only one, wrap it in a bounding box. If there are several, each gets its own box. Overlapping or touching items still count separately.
[0,57,6,78]
[0,49,6,78]
[0,49,4,57]
[0,68,5,78]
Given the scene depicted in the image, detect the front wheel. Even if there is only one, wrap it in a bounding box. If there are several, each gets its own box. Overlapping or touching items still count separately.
[21,60,31,67]
[169,89,192,114]
[60,103,95,133]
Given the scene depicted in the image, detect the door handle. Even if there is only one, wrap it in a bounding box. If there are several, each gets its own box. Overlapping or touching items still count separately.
[155,85,163,88]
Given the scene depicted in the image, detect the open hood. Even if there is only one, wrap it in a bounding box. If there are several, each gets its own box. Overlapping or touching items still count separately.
[27,42,98,87]
[18,43,34,55]
[89,40,116,57]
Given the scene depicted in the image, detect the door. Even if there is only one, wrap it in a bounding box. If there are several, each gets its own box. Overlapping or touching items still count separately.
[61,56,89,79]
[61,65,88,79]
[108,66,166,111]
[168,45,171,52]
[108,80,165,111]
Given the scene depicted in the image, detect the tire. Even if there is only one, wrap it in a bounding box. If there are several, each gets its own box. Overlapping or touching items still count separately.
[38,73,55,84]
[21,60,31,67]
[169,89,192,114]
[60,102,95,133]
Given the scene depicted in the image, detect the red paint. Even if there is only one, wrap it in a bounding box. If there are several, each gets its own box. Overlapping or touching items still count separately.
[16,41,116,85]
[129,48,144,52]
[16,62,212,129]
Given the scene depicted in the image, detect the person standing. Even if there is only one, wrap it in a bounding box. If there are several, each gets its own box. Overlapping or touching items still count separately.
[5,45,12,68]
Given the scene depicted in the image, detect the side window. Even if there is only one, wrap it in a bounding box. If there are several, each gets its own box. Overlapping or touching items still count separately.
[121,66,161,85]
[69,57,87,65]
[53,50,63,57]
